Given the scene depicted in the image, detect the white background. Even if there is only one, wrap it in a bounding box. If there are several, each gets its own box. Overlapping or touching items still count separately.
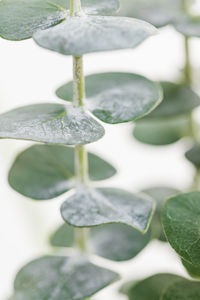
[1,4,200,299]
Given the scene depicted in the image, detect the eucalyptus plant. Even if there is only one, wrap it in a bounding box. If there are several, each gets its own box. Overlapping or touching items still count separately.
[118,0,200,299]
[0,0,165,299]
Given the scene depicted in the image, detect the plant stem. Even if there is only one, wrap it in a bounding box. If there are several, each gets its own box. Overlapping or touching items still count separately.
[70,0,81,16]
[184,37,192,85]
[72,55,89,252]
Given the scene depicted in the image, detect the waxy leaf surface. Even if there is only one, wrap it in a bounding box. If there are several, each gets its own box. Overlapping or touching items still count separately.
[182,259,200,279]
[33,16,157,56]
[142,187,178,241]
[51,223,151,261]
[0,103,104,145]
[0,0,120,40]
[13,256,119,300]
[162,192,200,266]
[133,115,190,145]
[120,273,182,300]
[174,16,200,37]
[61,188,154,232]
[185,144,200,169]
[56,73,162,124]
[9,145,116,200]
[162,279,200,300]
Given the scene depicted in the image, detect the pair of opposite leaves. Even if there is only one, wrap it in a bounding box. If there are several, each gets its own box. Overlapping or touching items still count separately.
[0,0,163,145]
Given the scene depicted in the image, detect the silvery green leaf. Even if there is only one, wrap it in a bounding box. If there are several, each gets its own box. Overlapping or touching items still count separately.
[56,73,162,124]
[33,16,157,56]
[118,0,183,28]
[133,114,190,146]
[61,187,155,233]
[0,0,120,40]
[8,144,116,200]
[14,256,119,300]
[185,144,200,169]
[174,16,200,37]
[50,223,151,261]
[0,103,104,145]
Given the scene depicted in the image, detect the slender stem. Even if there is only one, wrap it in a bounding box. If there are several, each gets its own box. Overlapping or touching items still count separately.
[70,0,81,16]
[71,1,89,251]
[184,37,192,85]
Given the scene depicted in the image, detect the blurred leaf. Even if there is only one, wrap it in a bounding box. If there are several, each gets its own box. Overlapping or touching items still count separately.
[162,192,200,266]
[8,144,116,200]
[0,0,120,40]
[61,187,155,232]
[33,16,157,55]
[0,104,104,145]
[133,114,190,145]
[118,0,183,28]
[182,259,200,279]
[174,15,200,37]
[120,273,182,300]
[149,82,200,118]
[13,256,119,300]
[142,187,179,241]
[56,73,163,124]
[51,223,151,261]
[185,144,200,169]
[161,279,200,300]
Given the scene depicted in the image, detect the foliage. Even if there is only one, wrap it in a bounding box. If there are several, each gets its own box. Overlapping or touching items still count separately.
[1,0,200,299]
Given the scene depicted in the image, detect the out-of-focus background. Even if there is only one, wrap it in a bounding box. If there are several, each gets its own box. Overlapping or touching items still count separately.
[1,2,200,299]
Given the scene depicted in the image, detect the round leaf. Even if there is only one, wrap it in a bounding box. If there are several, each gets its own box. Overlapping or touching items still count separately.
[14,256,119,300]
[50,223,151,261]
[8,144,116,200]
[185,144,200,169]
[161,279,200,300]
[174,16,200,37]
[0,103,105,145]
[0,0,120,40]
[149,82,200,118]
[182,259,200,279]
[91,224,151,261]
[120,273,182,300]
[61,187,155,233]
[133,115,190,146]
[142,187,179,241]
[119,0,183,28]
[162,192,200,266]
[33,16,157,56]
[56,73,163,124]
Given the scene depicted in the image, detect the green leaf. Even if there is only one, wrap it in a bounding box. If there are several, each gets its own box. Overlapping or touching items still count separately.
[91,224,151,261]
[0,103,104,145]
[8,145,116,200]
[133,115,190,145]
[161,279,200,300]
[185,144,200,169]
[120,273,182,300]
[13,255,119,300]
[50,223,151,261]
[33,16,157,56]
[174,16,200,37]
[118,0,183,28]
[149,82,200,118]
[0,0,120,40]
[182,259,200,279]
[142,187,178,241]
[61,187,155,233]
[56,73,163,124]
[162,192,200,266]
